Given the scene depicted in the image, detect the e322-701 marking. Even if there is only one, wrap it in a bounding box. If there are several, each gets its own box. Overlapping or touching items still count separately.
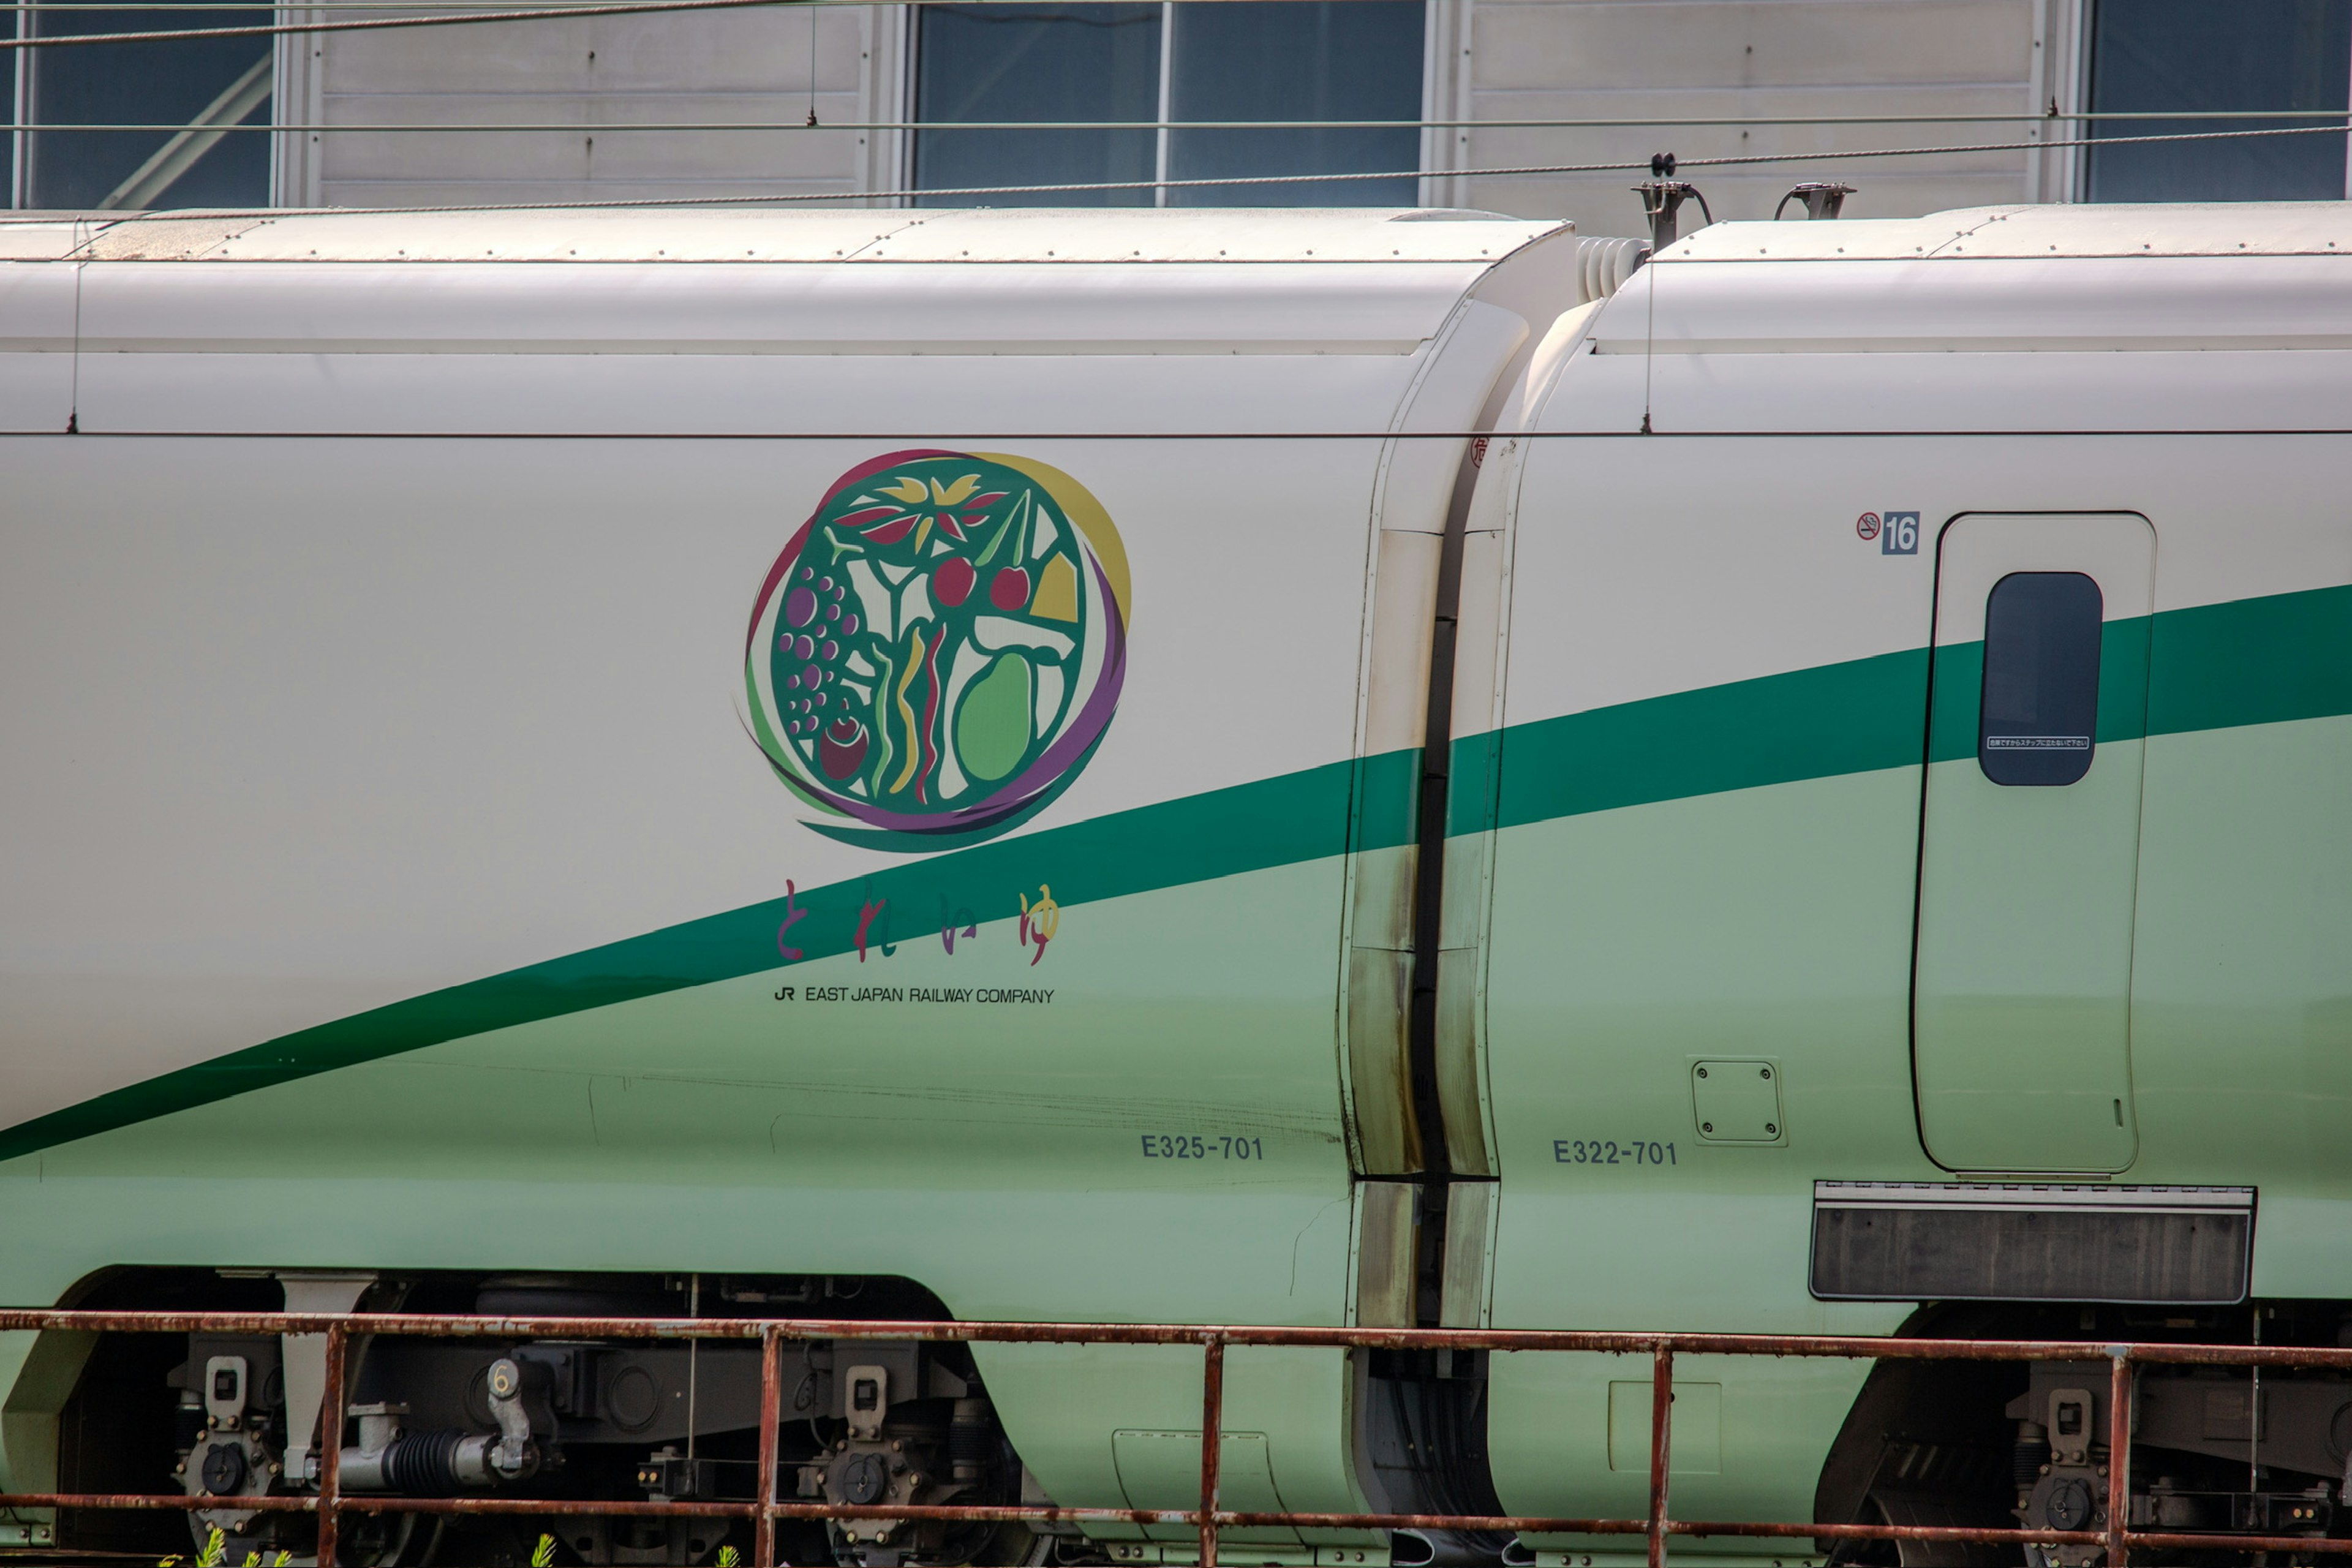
[1554,1138,1676,1166]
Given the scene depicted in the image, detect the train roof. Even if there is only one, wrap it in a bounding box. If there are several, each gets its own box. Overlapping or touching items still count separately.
[10,199,2344,265]
[1554,202,2352,435]
[1665,201,2352,263]
[0,206,1599,437]
[0,205,1567,265]
[12,201,2351,435]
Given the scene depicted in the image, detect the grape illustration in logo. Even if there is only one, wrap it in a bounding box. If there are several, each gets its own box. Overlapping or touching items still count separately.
[744,451,1130,849]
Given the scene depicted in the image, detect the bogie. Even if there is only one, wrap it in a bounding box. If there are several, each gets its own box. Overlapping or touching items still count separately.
[61,1268,1057,1568]
[1819,1304,2352,1568]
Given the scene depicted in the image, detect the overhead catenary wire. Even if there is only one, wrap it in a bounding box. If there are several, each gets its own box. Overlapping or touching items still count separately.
[28,119,2348,222]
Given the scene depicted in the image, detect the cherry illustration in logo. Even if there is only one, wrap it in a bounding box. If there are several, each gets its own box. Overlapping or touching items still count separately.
[990,565,1031,612]
[820,717,869,780]
[934,556,975,608]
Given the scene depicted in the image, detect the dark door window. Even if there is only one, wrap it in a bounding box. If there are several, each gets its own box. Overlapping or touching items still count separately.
[1978,571,2103,786]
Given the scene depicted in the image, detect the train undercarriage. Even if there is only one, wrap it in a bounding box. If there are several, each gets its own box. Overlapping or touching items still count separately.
[47,1267,1494,1568]
[61,1269,1052,1568]
[36,1276,2352,1568]
[1820,1303,2352,1568]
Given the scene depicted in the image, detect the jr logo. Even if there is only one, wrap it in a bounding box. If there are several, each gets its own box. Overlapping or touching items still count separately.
[1880,511,1921,556]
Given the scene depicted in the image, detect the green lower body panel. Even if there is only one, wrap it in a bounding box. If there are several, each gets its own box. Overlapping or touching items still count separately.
[1487,1349,1875,1550]
[2127,716,2352,1250]
[1478,769,1959,1538]
[978,1343,1367,1546]
[0,861,1374,1530]
[1474,712,2352,1536]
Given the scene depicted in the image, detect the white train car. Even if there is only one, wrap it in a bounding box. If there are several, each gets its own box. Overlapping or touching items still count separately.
[2,201,2350,1568]
[1450,201,2352,1558]
[0,205,1605,1564]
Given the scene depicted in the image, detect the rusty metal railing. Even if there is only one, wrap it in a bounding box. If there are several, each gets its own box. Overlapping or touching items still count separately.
[5,1311,2352,1567]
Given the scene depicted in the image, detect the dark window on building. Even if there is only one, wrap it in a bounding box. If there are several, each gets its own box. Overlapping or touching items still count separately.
[912,0,1423,207]
[18,0,272,211]
[2086,0,2351,202]
[913,4,1161,208]
[1979,572,2103,788]
[1165,2,1422,206]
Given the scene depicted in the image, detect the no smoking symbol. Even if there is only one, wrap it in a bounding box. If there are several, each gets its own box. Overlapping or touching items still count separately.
[1855,511,1882,541]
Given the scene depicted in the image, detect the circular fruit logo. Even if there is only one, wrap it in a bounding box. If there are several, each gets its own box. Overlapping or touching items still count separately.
[744,450,1130,849]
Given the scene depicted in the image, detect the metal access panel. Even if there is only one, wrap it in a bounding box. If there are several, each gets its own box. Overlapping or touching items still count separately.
[1810,1182,2254,1303]
[1691,1060,1782,1144]
[1912,513,2156,1174]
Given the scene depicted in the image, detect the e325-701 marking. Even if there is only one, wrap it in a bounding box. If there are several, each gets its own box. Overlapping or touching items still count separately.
[1140,1135,1267,1160]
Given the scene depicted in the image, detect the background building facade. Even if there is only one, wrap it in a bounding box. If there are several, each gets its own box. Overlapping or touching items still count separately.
[6,0,2350,230]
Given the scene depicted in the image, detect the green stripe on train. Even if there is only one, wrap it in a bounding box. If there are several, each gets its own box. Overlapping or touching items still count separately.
[4,581,2348,1163]
[0,751,1419,1163]
[1457,582,2352,837]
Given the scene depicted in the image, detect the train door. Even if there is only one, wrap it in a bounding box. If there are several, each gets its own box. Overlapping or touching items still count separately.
[1912,513,2155,1173]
